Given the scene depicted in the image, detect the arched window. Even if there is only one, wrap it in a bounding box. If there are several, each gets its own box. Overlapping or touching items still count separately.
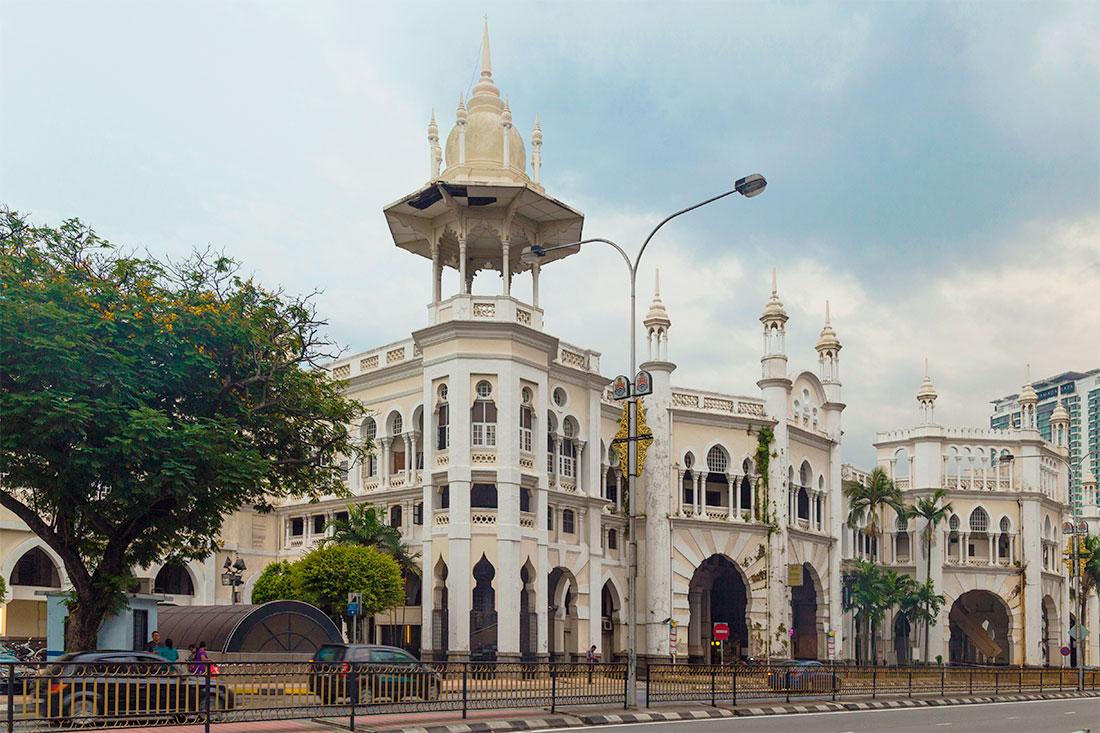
[154,564,194,595]
[797,487,810,520]
[896,515,908,531]
[362,418,379,476]
[390,505,403,527]
[608,529,617,550]
[471,383,497,447]
[560,419,577,478]
[969,508,988,533]
[547,413,556,474]
[519,405,533,453]
[706,446,728,474]
[12,548,60,587]
[949,514,960,531]
[437,402,450,450]
[999,516,1011,533]
[800,462,812,488]
[392,414,403,435]
[740,458,754,513]
[562,509,575,534]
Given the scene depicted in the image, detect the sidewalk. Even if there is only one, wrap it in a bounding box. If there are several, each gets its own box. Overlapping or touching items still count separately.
[96,688,1100,733]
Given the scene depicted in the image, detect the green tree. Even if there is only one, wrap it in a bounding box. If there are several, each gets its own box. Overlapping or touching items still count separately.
[324,503,395,549]
[843,467,905,562]
[905,488,952,661]
[294,544,404,627]
[897,577,946,665]
[849,559,898,663]
[0,211,366,650]
[251,561,297,604]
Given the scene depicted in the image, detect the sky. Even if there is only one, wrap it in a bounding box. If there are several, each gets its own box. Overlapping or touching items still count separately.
[3,0,1099,467]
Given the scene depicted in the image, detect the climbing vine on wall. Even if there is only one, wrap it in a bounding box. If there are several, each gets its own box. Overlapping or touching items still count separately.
[753,426,774,522]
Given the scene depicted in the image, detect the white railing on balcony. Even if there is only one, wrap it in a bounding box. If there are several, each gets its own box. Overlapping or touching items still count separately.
[471,510,498,526]
[668,388,767,418]
[434,510,449,526]
[326,337,421,380]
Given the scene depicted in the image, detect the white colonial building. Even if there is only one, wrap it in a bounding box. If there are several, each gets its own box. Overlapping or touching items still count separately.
[260,25,850,664]
[844,366,1098,667]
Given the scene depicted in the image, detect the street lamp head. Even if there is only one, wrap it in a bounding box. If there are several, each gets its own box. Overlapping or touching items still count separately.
[519,245,546,266]
[233,557,247,572]
[223,557,232,570]
[734,173,767,198]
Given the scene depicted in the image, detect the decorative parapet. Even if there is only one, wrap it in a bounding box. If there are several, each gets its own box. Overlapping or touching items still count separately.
[436,453,449,467]
[555,341,601,374]
[471,511,498,526]
[326,337,421,381]
[434,511,450,526]
[671,388,767,418]
[471,452,496,465]
[429,294,544,330]
[520,513,536,528]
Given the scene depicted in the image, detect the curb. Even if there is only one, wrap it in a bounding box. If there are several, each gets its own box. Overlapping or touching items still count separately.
[728,689,1100,717]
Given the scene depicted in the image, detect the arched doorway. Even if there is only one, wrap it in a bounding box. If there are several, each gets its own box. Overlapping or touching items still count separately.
[791,564,819,659]
[1041,596,1059,666]
[601,581,621,660]
[688,555,749,662]
[519,561,537,660]
[432,558,449,658]
[470,555,497,661]
[948,590,1011,665]
[893,613,912,664]
[547,568,578,661]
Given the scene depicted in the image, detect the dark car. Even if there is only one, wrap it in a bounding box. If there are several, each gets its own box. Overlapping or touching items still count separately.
[309,644,441,703]
[766,660,843,692]
[36,650,234,726]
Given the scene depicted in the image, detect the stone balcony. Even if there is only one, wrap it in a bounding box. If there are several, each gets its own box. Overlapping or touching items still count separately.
[428,294,543,330]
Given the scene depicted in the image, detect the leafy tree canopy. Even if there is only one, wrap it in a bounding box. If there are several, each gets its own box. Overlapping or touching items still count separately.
[250,560,296,605]
[293,544,404,623]
[0,210,366,649]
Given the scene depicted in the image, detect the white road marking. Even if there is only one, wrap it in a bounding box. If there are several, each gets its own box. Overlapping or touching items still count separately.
[1007,716,1020,719]
[1064,710,1076,714]
[935,724,952,727]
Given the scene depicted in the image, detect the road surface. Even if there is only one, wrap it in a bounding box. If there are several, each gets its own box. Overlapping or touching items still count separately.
[547,698,1100,732]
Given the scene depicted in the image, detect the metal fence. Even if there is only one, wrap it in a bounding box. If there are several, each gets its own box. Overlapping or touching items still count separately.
[3,660,1096,730]
[1,659,627,731]
[646,663,1100,706]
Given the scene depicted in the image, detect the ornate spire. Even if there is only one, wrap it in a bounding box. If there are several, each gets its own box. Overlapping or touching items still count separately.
[530,114,543,184]
[644,268,671,328]
[469,21,502,110]
[816,299,840,352]
[917,359,937,402]
[456,93,467,122]
[760,267,788,324]
[1018,363,1038,405]
[428,110,441,179]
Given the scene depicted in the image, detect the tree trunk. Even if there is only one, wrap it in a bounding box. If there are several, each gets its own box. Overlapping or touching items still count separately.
[925,533,933,664]
[66,600,109,653]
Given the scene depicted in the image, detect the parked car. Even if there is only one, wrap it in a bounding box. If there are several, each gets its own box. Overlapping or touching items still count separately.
[309,644,441,703]
[37,650,234,725]
[0,651,33,694]
[766,660,843,692]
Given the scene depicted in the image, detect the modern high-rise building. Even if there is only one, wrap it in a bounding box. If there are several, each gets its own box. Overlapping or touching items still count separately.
[990,368,1100,514]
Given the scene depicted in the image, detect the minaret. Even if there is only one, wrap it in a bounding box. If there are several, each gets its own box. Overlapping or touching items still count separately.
[501,97,512,169]
[455,94,467,165]
[1051,400,1070,452]
[917,359,938,425]
[639,269,675,661]
[756,268,792,656]
[428,110,441,179]
[1018,365,1038,430]
[530,115,542,185]
[815,300,842,402]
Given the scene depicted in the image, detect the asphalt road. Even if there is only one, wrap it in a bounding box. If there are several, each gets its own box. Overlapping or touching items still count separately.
[548,698,1100,732]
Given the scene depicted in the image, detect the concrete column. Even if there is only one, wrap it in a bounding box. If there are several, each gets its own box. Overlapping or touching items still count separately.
[501,239,511,295]
[431,243,442,305]
[381,437,392,488]
[458,236,468,295]
[1020,500,1042,665]
[531,262,540,307]
[576,441,586,495]
[615,470,622,512]
[587,506,603,654]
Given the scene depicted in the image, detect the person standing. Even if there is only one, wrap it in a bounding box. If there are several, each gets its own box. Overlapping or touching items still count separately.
[586,645,598,683]
[160,638,179,662]
[144,630,161,654]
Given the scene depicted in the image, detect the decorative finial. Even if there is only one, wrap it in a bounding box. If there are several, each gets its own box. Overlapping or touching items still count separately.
[825,300,831,325]
[655,268,661,298]
[502,96,512,124]
[428,109,438,135]
[925,357,929,379]
[481,20,492,78]
[457,93,467,122]
[531,114,542,142]
[771,267,777,296]
[1026,363,1031,384]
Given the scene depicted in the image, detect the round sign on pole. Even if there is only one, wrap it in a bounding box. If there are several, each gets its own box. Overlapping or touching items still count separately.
[713,622,730,641]
[1060,646,1071,657]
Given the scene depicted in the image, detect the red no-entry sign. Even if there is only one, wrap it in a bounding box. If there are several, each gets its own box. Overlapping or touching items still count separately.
[1061,646,1071,657]
[713,622,730,641]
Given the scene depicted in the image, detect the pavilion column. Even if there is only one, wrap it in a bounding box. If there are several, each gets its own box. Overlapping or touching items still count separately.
[532,262,540,307]
[575,440,586,494]
[600,466,609,501]
[431,242,442,304]
[501,238,511,295]
[403,434,413,481]
[614,470,622,512]
[458,236,468,294]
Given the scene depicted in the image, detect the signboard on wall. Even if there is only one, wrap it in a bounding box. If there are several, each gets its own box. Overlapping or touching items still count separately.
[787,564,803,586]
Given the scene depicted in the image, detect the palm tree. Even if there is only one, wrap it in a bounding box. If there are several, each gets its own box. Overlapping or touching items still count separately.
[324,502,421,644]
[849,559,898,664]
[843,467,905,562]
[1082,534,1100,602]
[905,488,953,662]
[897,577,946,666]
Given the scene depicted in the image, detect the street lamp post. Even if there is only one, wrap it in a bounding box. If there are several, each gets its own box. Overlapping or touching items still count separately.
[221,556,247,604]
[1004,447,1098,690]
[522,173,766,707]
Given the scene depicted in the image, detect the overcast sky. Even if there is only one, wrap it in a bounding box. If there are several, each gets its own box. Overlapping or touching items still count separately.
[3,1,1099,467]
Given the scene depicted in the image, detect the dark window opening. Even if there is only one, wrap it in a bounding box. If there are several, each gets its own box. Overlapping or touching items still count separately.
[563,510,575,534]
[471,483,498,508]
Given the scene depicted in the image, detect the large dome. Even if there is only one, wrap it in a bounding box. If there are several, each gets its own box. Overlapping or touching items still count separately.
[444,107,526,176]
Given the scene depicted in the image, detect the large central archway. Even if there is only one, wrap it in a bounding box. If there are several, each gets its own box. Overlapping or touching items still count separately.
[948,590,1011,665]
[688,555,749,662]
[790,564,820,659]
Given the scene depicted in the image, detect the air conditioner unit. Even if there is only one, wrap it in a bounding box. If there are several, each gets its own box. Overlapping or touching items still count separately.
[135,578,153,595]
[601,618,613,632]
